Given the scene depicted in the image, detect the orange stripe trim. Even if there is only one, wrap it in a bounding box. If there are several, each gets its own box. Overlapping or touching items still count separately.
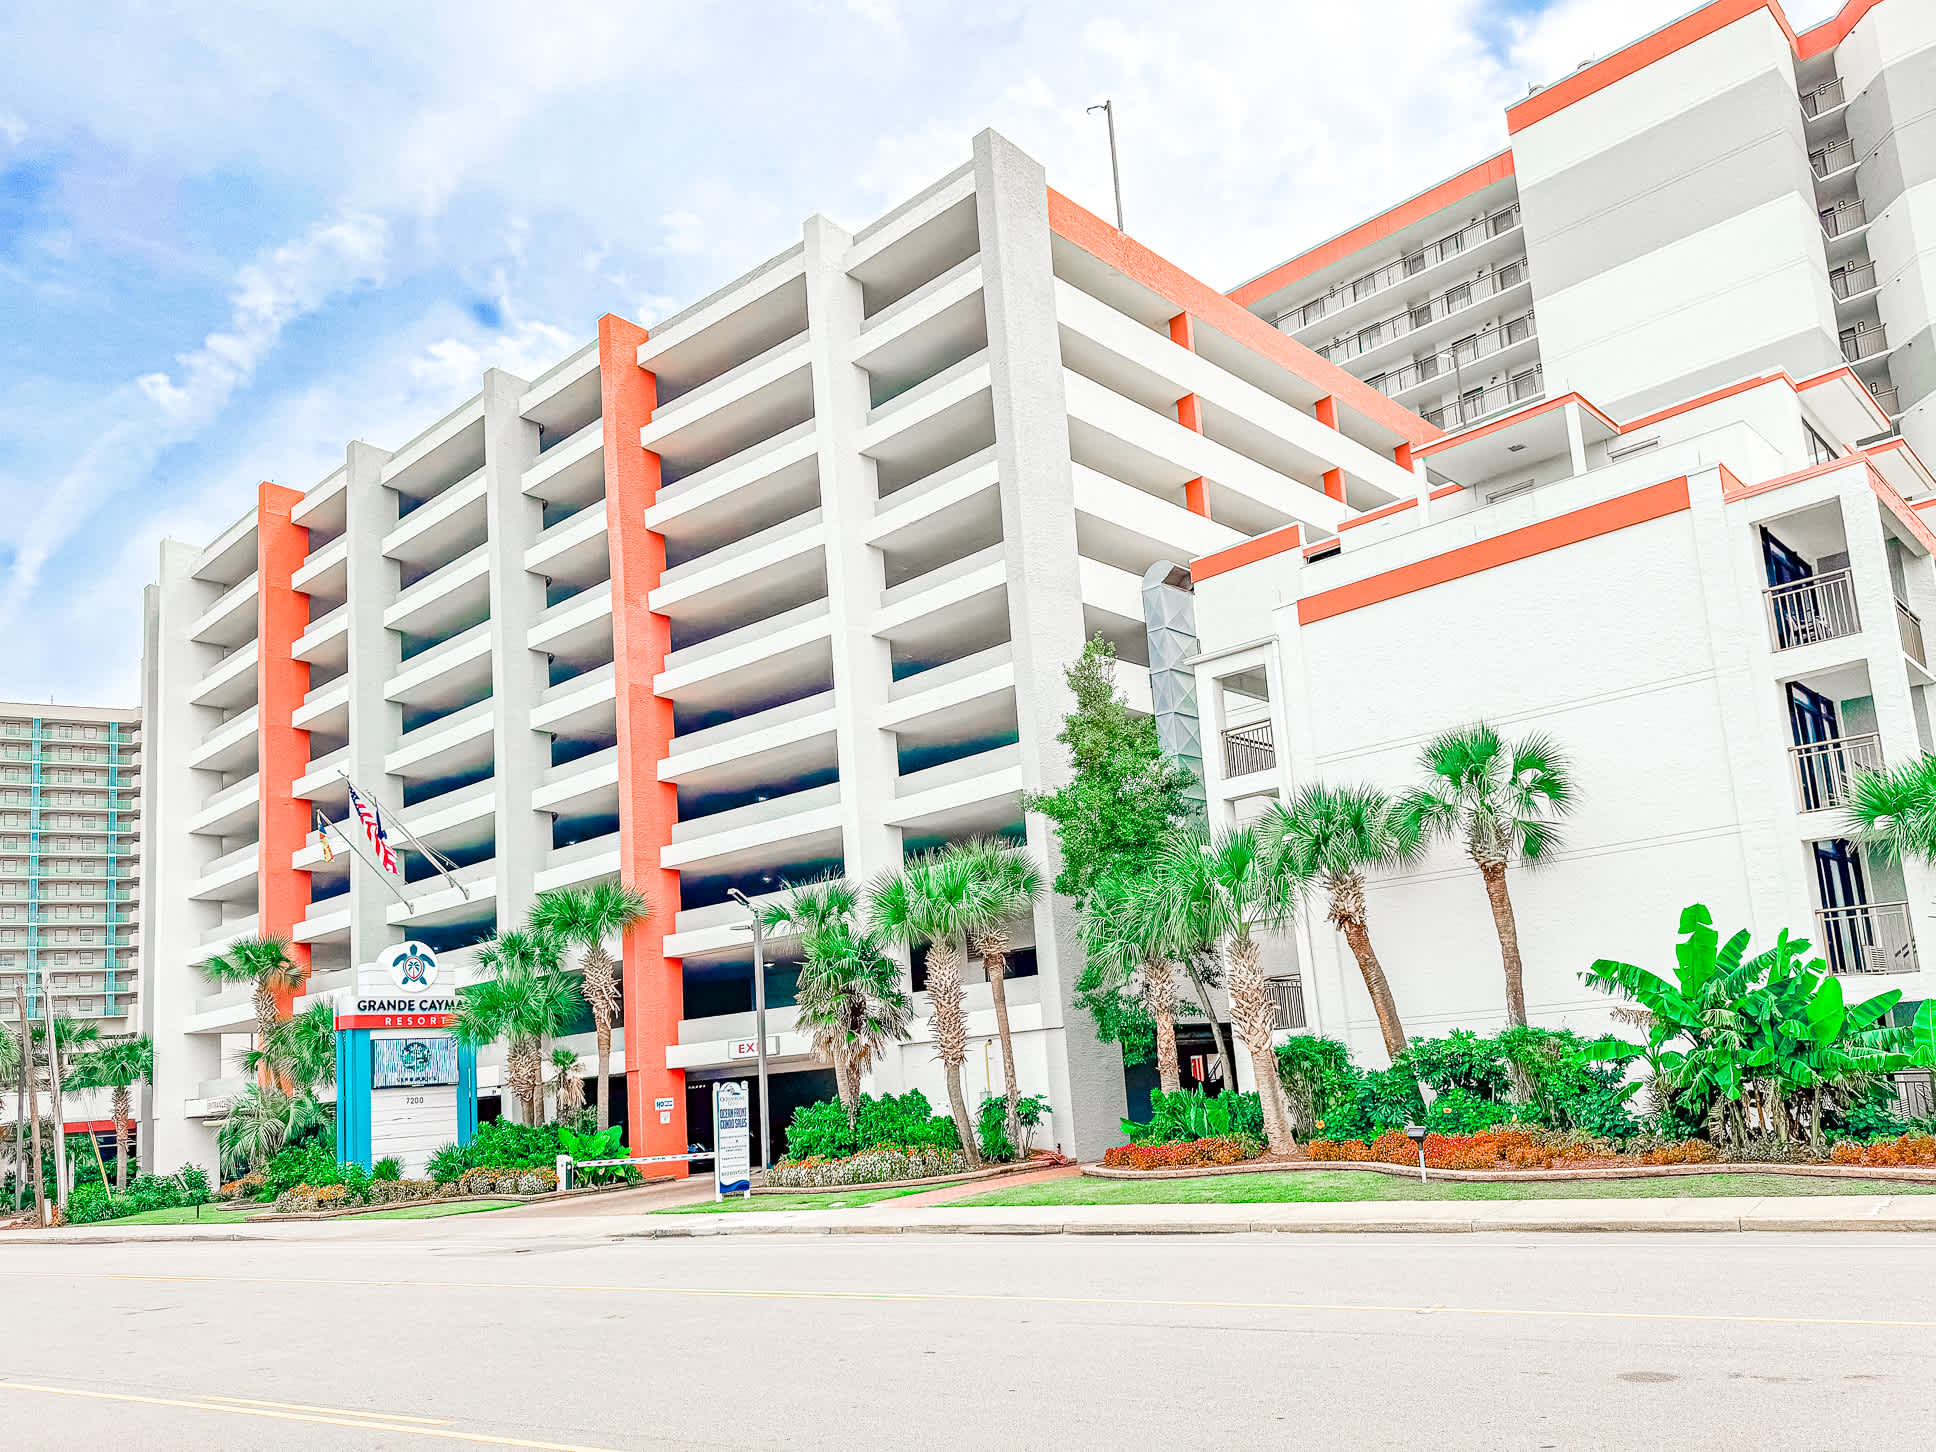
[1297,478,1691,624]
[599,313,688,1179]
[1414,392,1618,456]
[1338,496,1418,532]
[1622,372,1787,432]
[255,482,312,1022]
[1507,0,1797,134]
[1797,0,1883,58]
[1717,456,1936,554]
[1192,522,1303,582]
[1228,151,1515,308]
[1429,483,1465,501]
[1045,187,1439,447]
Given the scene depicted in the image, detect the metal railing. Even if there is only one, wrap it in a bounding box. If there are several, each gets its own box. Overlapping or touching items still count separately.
[1822,200,1868,238]
[1815,902,1917,975]
[1893,1071,1935,1122]
[1790,733,1882,812]
[1265,977,1307,1031]
[1273,205,1522,332]
[1765,569,1860,650]
[1222,721,1277,777]
[1369,311,1537,399]
[1810,136,1856,177]
[1310,259,1531,367]
[1898,598,1926,665]
[1870,382,1900,416]
[1420,366,1545,430]
[1801,77,1846,117]
[1831,261,1878,299]
[1843,325,1889,363]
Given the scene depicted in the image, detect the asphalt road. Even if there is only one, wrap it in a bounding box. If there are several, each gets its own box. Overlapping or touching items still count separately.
[4,1230,1935,1449]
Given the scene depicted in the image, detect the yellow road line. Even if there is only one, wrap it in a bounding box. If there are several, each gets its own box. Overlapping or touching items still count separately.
[201,1392,452,1423]
[10,1268,1936,1331]
[0,1380,619,1451]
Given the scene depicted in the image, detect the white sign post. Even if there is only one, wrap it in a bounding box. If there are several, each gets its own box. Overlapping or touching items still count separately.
[713,1081,751,1201]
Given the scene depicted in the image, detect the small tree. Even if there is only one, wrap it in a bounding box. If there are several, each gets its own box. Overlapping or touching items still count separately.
[245,1001,338,1096]
[529,881,650,1132]
[955,839,1044,1149]
[63,1034,153,1192]
[1402,722,1573,1026]
[1265,783,1421,1064]
[453,929,577,1126]
[550,1049,586,1118]
[200,936,305,1068]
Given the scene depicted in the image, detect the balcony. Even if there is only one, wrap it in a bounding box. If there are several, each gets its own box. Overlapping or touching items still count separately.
[1842,324,1889,364]
[1830,262,1878,301]
[1816,902,1916,975]
[1898,598,1926,666]
[1765,570,1859,651]
[1869,382,1900,417]
[1822,200,1867,239]
[1265,977,1307,1032]
[1369,312,1537,401]
[1273,204,1522,332]
[1222,720,1277,778]
[1312,257,1532,369]
[1790,734,1881,813]
[1420,366,1545,431]
[1800,77,1845,119]
[1810,136,1856,179]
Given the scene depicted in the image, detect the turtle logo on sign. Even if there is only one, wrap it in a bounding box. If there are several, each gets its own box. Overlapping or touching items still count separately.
[382,940,439,993]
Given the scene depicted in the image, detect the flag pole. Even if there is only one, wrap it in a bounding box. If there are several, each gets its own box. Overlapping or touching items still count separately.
[316,807,410,905]
[337,770,470,901]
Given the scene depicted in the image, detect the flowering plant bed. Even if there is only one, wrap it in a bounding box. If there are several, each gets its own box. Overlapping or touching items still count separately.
[1306,1127,1722,1171]
[1101,1135,1265,1171]
[757,1152,1055,1193]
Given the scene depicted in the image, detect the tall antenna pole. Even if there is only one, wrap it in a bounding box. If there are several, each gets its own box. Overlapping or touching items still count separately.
[1088,100,1125,232]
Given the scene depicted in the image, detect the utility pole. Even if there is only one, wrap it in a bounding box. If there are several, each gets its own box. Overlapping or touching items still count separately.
[41,987,67,1212]
[18,985,43,1226]
[727,890,772,1174]
[1088,100,1125,232]
[11,983,25,1212]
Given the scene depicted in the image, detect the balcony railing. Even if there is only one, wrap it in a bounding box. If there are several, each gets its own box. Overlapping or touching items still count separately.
[1272,204,1522,331]
[1369,311,1537,399]
[1810,136,1856,177]
[1801,77,1846,117]
[1894,1070,1935,1121]
[1790,733,1881,812]
[1823,200,1867,238]
[1765,569,1860,650]
[1222,721,1277,777]
[1897,598,1925,665]
[1816,902,1917,975]
[1869,382,1900,416]
[1265,977,1307,1031]
[1311,258,1531,367]
[1420,366,1545,431]
[1831,262,1878,299]
[1843,325,1889,363]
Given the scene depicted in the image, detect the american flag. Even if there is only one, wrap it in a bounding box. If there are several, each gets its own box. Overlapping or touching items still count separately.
[347,781,399,874]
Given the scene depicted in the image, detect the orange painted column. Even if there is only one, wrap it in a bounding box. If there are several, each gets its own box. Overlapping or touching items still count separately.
[597,313,688,1175]
[1313,394,1346,502]
[255,482,313,1018]
[1169,313,1210,518]
[1394,441,1415,473]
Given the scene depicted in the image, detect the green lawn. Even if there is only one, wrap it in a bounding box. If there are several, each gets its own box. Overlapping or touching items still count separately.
[349,1199,518,1221]
[86,1203,261,1226]
[952,1170,1936,1208]
[661,1186,931,1215]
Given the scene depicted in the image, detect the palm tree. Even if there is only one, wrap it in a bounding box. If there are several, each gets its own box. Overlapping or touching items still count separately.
[768,877,913,1133]
[63,1034,153,1191]
[244,1001,338,1095]
[1148,825,1300,1154]
[452,929,577,1126]
[955,838,1044,1148]
[200,936,305,1069]
[1844,754,1936,864]
[550,1048,587,1118]
[1401,722,1573,1026]
[1265,783,1421,1064]
[529,881,650,1132]
[215,1082,329,1179]
[1083,868,1183,1094]
[869,850,993,1167]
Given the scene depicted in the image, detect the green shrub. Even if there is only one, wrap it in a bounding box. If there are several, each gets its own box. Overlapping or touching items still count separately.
[367,1178,439,1204]
[426,1141,469,1185]
[782,1091,960,1163]
[263,1140,341,1196]
[372,1157,403,1182]
[174,1165,212,1206]
[1123,1088,1264,1146]
[66,1183,118,1225]
[768,1145,970,1188]
[975,1093,1049,1163]
[1421,1085,1519,1134]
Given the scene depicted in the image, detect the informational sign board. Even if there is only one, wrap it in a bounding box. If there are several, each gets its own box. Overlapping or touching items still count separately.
[337,941,474,1177]
[714,1081,751,1199]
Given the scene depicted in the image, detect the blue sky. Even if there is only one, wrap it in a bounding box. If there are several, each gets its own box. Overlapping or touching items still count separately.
[0,0,1840,706]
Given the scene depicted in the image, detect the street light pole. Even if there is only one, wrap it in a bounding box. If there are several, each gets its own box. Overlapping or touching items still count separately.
[727,889,772,1173]
[1088,100,1125,232]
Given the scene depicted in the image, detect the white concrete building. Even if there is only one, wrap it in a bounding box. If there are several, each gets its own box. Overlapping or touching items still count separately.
[1231,0,1936,472]
[1187,370,1936,1087]
[139,131,1436,1172]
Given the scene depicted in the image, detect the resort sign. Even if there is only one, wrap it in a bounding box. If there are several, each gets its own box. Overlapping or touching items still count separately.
[335,941,477,1176]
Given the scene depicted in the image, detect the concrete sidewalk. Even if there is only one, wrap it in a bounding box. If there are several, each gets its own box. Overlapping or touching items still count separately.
[13,1192,1936,1244]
